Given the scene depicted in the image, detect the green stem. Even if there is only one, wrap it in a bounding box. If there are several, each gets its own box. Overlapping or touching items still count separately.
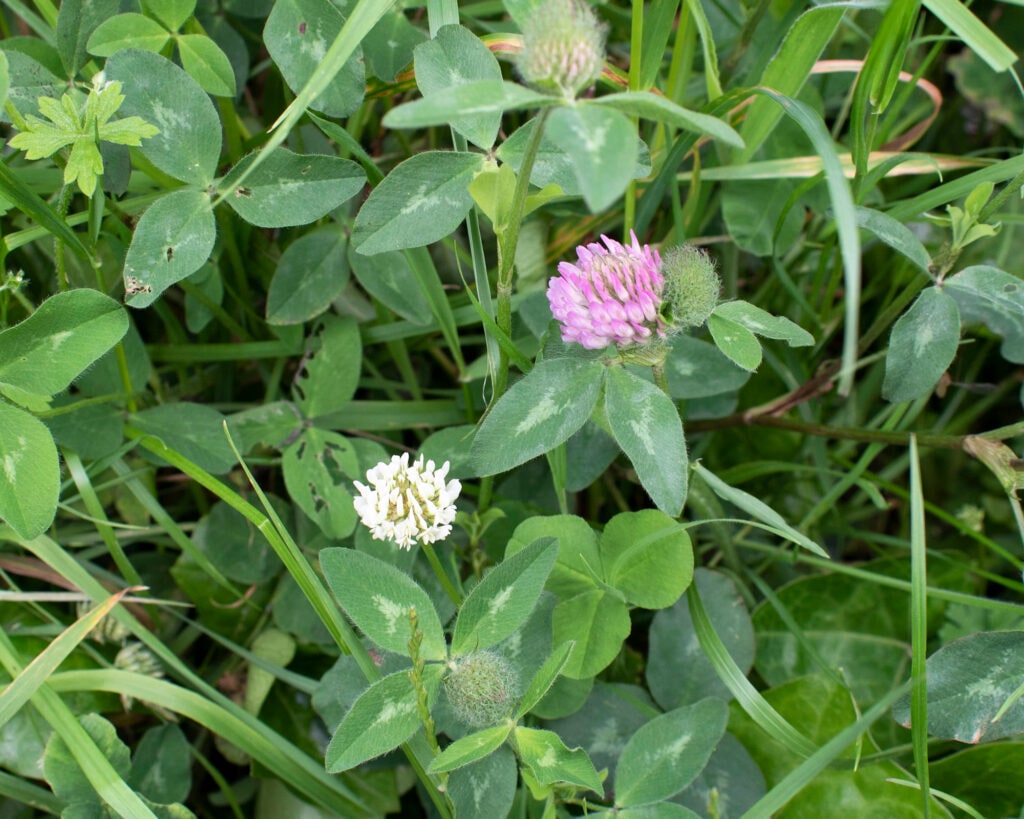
[493,107,553,400]
[422,542,462,607]
[54,184,73,292]
[652,362,671,396]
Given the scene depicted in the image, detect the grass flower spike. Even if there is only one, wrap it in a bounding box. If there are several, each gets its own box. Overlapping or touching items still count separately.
[547,231,666,350]
[353,453,461,549]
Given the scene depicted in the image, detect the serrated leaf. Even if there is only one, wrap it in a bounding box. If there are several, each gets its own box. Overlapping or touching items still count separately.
[282,428,359,539]
[452,537,558,655]
[712,300,814,347]
[706,314,762,371]
[325,665,443,772]
[883,286,961,402]
[321,547,447,661]
[428,724,512,773]
[104,49,220,186]
[122,188,216,308]
[599,509,693,610]
[945,265,1024,364]
[588,91,742,149]
[471,359,604,476]
[176,34,235,97]
[411,25,505,150]
[264,0,364,117]
[893,631,1024,743]
[266,230,349,325]
[87,14,170,56]
[604,367,688,516]
[513,727,603,794]
[0,289,128,396]
[615,698,728,807]
[352,151,483,255]
[546,105,637,212]
[693,464,828,557]
[0,401,59,539]
[222,149,365,228]
[293,315,361,418]
[854,205,931,273]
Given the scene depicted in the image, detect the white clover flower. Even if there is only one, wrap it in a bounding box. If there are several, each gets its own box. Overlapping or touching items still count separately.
[353,453,461,549]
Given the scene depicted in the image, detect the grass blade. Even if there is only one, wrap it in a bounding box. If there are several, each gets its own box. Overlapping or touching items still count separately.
[908,434,931,817]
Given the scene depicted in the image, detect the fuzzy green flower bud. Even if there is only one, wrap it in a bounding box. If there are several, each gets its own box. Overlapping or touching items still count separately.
[661,244,720,329]
[444,651,517,728]
[516,0,606,99]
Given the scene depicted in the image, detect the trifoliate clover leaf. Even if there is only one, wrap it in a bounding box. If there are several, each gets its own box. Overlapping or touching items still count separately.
[8,81,158,197]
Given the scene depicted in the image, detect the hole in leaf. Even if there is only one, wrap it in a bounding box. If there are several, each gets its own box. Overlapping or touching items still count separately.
[1003,282,1018,294]
[235,186,252,198]
[308,483,328,513]
[300,165,311,175]
[165,246,174,262]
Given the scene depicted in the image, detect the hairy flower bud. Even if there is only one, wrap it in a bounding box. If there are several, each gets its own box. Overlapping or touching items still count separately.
[444,651,517,728]
[516,0,606,99]
[661,244,720,328]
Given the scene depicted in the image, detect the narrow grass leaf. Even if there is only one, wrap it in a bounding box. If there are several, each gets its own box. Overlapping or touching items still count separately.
[922,0,1017,72]
[909,435,932,816]
[0,589,130,729]
[0,160,92,260]
[688,583,819,760]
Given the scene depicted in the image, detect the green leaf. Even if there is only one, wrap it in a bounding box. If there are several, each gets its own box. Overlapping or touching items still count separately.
[86,14,170,56]
[554,589,631,679]
[945,265,1024,364]
[0,289,128,396]
[352,151,483,255]
[122,188,216,308]
[712,301,814,347]
[448,746,518,819]
[362,11,425,82]
[293,315,361,418]
[546,105,638,212]
[497,117,651,199]
[386,81,554,135]
[893,631,1024,743]
[514,727,603,795]
[664,335,750,399]
[922,0,1017,72]
[882,286,961,402]
[105,49,221,186]
[264,0,364,117]
[930,743,1024,819]
[226,402,302,453]
[506,514,602,600]
[604,367,688,517]
[471,359,604,477]
[517,641,575,718]
[222,148,365,228]
[193,500,280,585]
[599,510,693,610]
[0,401,59,539]
[266,230,349,325]
[132,402,236,475]
[428,724,512,773]
[411,24,505,150]
[707,314,762,371]
[57,0,122,73]
[451,537,558,655]
[647,569,755,709]
[588,92,742,149]
[692,464,828,557]
[325,665,443,773]
[854,206,932,273]
[349,248,432,324]
[321,547,447,661]
[176,34,236,97]
[615,698,729,807]
[44,714,130,809]
[244,629,296,717]
[617,805,700,819]
[281,428,359,539]
[0,156,92,261]
[129,725,191,805]
[145,0,196,32]
[0,51,8,108]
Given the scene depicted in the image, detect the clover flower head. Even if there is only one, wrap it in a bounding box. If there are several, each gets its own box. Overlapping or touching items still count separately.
[444,650,517,727]
[516,0,606,99]
[353,453,461,549]
[547,231,666,350]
